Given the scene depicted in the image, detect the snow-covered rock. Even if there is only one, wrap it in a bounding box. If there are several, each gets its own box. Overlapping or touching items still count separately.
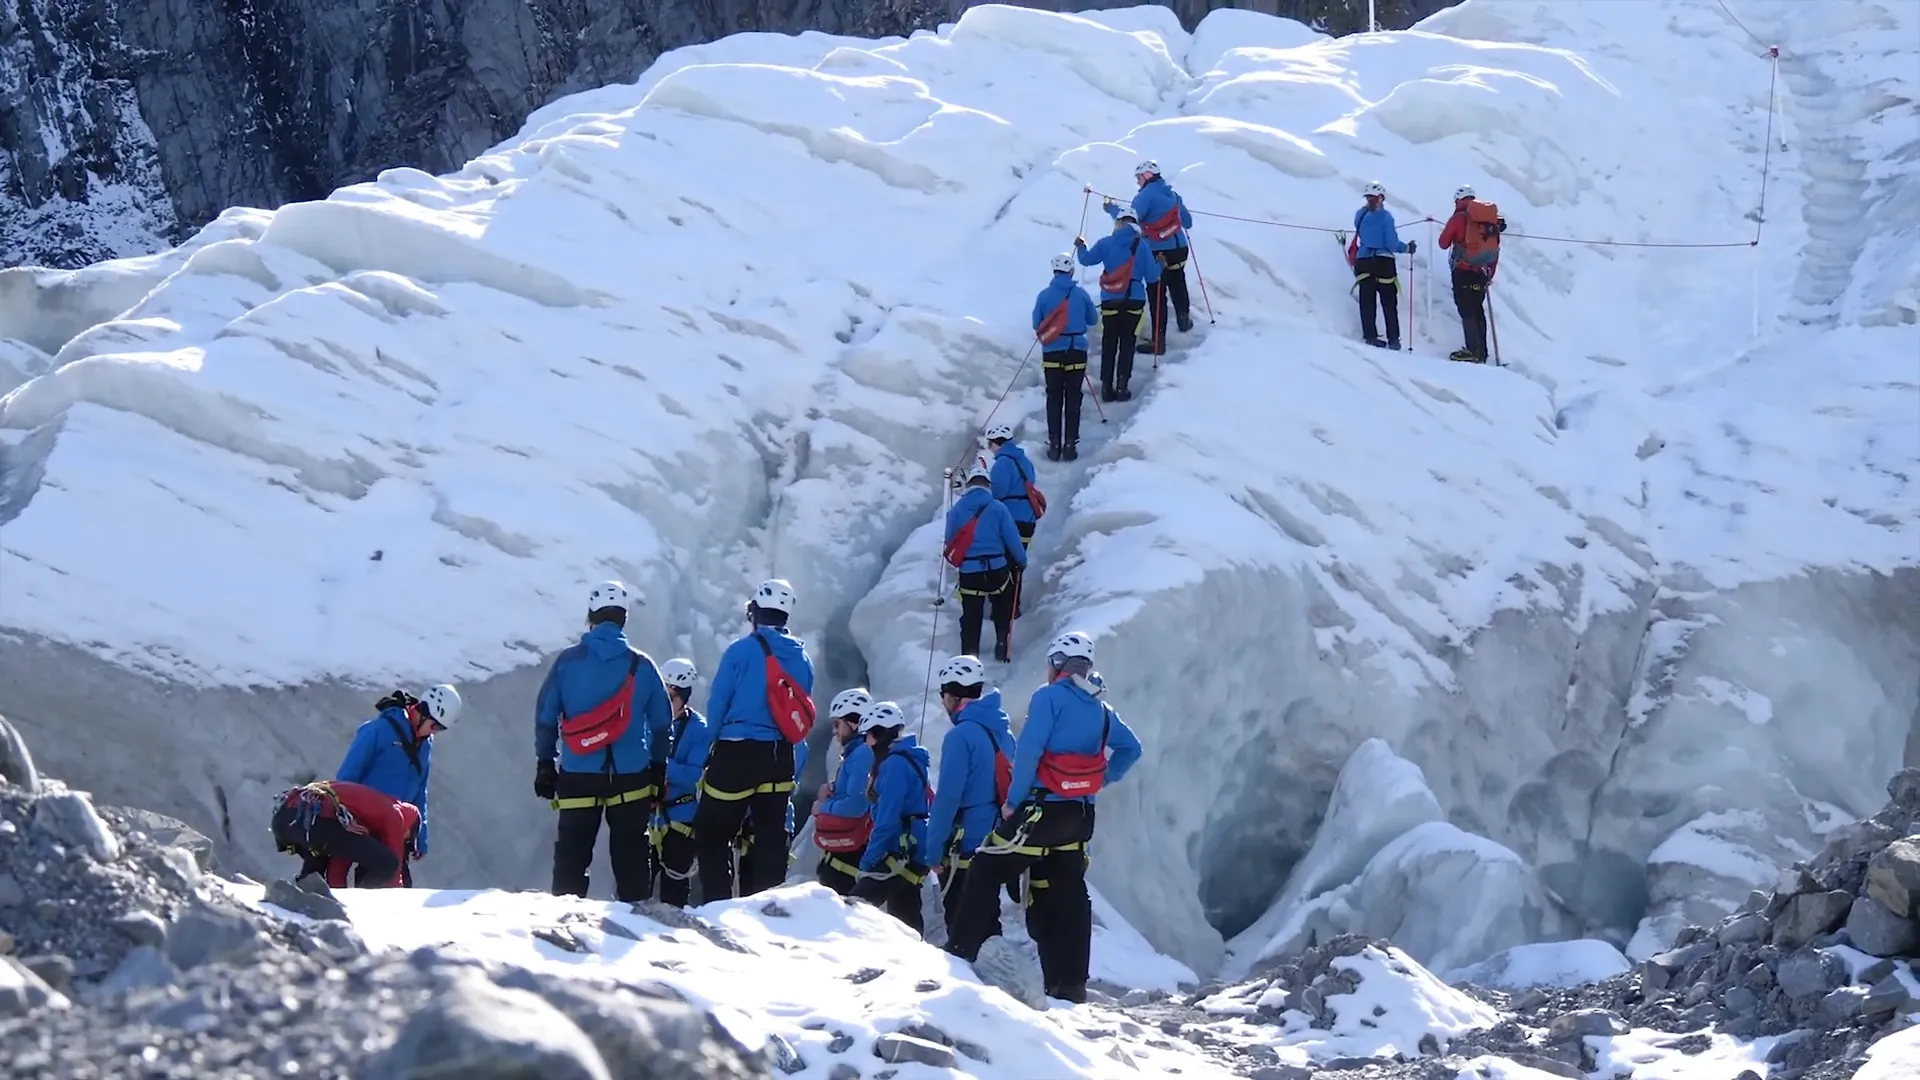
[1627,808,1819,960]
[0,0,1915,980]
[1448,939,1632,991]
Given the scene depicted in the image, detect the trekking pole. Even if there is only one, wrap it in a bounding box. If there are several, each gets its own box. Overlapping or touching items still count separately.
[1190,242,1218,324]
[1077,186,1093,241]
[1406,249,1415,349]
[1082,373,1108,424]
[1425,219,1435,343]
[1487,283,1503,366]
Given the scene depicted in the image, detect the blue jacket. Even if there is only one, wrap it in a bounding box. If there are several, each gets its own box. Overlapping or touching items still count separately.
[337,708,434,855]
[861,736,933,872]
[1077,223,1160,303]
[1353,206,1408,260]
[1032,273,1098,355]
[945,485,1028,574]
[706,626,816,744]
[534,622,673,775]
[818,734,876,819]
[659,708,713,823]
[1009,676,1143,806]
[990,444,1040,527]
[926,691,1016,859]
[1116,178,1192,253]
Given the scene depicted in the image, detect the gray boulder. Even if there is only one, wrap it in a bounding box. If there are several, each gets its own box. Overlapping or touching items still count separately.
[1774,949,1848,1000]
[493,969,769,1080]
[1546,1009,1626,1043]
[0,956,68,1017]
[0,715,37,792]
[368,971,611,1080]
[872,1033,956,1069]
[30,791,120,862]
[1867,838,1920,919]
[1771,890,1852,948]
[265,878,350,922]
[166,901,267,971]
[971,936,1047,1011]
[110,807,218,872]
[92,945,177,998]
[1844,895,1920,957]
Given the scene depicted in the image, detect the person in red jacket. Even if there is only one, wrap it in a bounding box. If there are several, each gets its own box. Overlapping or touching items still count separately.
[271,780,421,889]
[1436,183,1506,363]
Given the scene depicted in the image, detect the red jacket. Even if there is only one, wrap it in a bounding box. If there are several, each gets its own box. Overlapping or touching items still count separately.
[320,780,420,888]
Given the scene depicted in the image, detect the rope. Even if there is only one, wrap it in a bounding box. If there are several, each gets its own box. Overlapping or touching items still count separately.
[1084,37,1782,254]
[916,479,956,738]
[1714,0,1771,51]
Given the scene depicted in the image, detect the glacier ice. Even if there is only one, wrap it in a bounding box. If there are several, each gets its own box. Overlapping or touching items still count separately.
[0,1,1915,980]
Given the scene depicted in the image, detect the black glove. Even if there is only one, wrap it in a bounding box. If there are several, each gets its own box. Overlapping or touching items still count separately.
[534,761,557,801]
[1406,240,1418,254]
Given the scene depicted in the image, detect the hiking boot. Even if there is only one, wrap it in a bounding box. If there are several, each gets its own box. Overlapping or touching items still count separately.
[993,640,1011,663]
[1048,982,1089,1004]
[1045,443,1062,462]
[1176,313,1194,333]
[1062,443,1078,462]
[1100,386,1116,402]
[1115,386,1133,402]
[1387,339,1401,351]
[1449,348,1484,363]
[1364,337,1388,348]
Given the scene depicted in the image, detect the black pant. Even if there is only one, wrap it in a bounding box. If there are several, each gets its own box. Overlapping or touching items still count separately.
[1010,521,1035,620]
[1451,268,1489,359]
[1147,246,1191,353]
[275,810,398,888]
[818,852,859,896]
[1025,850,1086,994]
[694,739,796,899]
[853,872,925,933]
[1355,254,1401,344]
[947,801,1096,999]
[957,567,1013,658]
[1042,355,1086,450]
[1099,300,1142,394]
[655,824,696,906]
[551,770,656,901]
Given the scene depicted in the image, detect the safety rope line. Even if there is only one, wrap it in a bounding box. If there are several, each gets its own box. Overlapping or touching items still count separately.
[1082,35,1783,255]
[1715,0,1771,51]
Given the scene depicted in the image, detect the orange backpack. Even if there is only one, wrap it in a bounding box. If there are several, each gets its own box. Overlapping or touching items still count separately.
[1456,200,1504,271]
[1098,235,1142,294]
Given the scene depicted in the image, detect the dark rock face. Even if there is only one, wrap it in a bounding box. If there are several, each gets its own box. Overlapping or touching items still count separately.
[2,0,1454,269]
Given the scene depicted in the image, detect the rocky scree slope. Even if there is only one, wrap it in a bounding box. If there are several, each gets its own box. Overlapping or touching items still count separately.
[0,713,769,1080]
[0,0,1452,268]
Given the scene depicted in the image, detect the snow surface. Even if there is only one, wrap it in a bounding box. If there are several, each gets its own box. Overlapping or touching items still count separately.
[1856,1025,1920,1080]
[4,0,1918,980]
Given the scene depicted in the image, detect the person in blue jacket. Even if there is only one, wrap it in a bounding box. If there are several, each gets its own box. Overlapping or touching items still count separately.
[694,578,816,900]
[945,460,1028,663]
[986,421,1041,619]
[534,580,674,901]
[1123,159,1196,354]
[811,687,875,895]
[336,683,461,886]
[945,629,1142,1004]
[1351,180,1416,350]
[924,655,1017,940]
[1031,253,1099,461]
[850,702,932,932]
[1075,204,1160,403]
[652,658,711,907]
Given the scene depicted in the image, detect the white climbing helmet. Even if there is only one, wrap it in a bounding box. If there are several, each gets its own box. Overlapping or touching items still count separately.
[1114,204,1139,224]
[965,460,992,485]
[588,580,632,612]
[420,684,462,728]
[858,701,907,734]
[661,658,699,690]
[1051,252,1075,275]
[1363,180,1386,198]
[937,655,987,689]
[829,687,873,720]
[984,421,1014,442]
[1454,183,1475,201]
[1047,630,1096,662]
[751,579,796,614]
[1134,159,1161,180]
